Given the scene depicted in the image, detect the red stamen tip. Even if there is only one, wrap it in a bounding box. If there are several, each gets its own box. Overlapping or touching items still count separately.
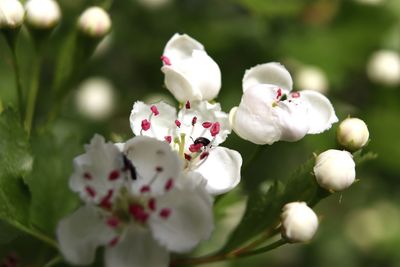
[189,143,203,153]
[159,208,172,219]
[83,172,92,180]
[276,88,282,99]
[184,153,192,161]
[210,122,220,137]
[192,116,197,126]
[164,135,172,143]
[161,55,171,65]
[150,105,159,116]
[140,185,151,193]
[156,166,163,172]
[85,186,96,198]
[108,170,120,181]
[106,217,120,228]
[129,204,149,223]
[175,120,181,128]
[109,237,119,247]
[200,151,210,160]
[185,101,191,109]
[165,178,174,191]
[202,122,212,128]
[100,190,113,209]
[148,198,156,211]
[141,119,151,131]
[291,92,300,98]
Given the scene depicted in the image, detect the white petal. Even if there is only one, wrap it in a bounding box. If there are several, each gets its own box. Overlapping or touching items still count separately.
[161,66,202,102]
[163,33,204,62]
[300,90,338,134]
[130,101,177,140]
[232,85,282,145]
[105,226,169,267]
[273,100,310,142]
[191,147,242,195]
[123,136,182,195]
[69,134,124,204]
[149,180,213,252]
[178,101,231,148]
[242,62,293,92]
[57,206,115,265]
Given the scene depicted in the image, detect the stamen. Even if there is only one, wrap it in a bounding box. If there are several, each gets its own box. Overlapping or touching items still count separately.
[150,105,159,116]
[129,204,149,223]
[141,119,151,131]
[108,170,120,181]
[175,120,181,128]
[156,166,163,172]
[200,151,209,160]
[159,208,171,219]
[291,92,300,98]
[185,101,191,109]
[109,237,119,247]
[140,185,151,193]
[148,198,156,211]
[192,116,197,126]
[83,172,92,180]
[210,122,220,137]
[164,136,172,144]
[165,178,174,191]
[106,217,120,228]
[189,143,203,153]
[184,153,192,161]
[202,122,212,128]
[100,190,113,209]
[276,88,282,99]
[85,186,96,198]
[161,55,171,65]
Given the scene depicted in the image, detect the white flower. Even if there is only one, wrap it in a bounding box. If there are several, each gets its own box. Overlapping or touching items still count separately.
[78,6,111,38]
[313,149,356,192]
[367,50,400,87]
[130,100,242,195]
[58,134,213,267]
[76,77,116,120]
[25,0,61,29]
[161,33,221,102]
[0,0,24,29]
[337,117,369,151]
[230,62,338,145]
[281,202,319,243]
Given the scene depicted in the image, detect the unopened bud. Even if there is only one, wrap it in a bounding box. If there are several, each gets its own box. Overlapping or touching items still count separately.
[78,6,111,38]
[314,149,356,192]
[25,0,61,29]
[337,117,369,151]
[281,202,319,243]
[0,0,24,29]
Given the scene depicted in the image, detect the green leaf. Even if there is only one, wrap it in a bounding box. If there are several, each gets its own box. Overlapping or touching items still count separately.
[236,0,306,17]
[25,133,81,236]
[0,108,32,227]
[0,220,21,245]
[221,157,320,252]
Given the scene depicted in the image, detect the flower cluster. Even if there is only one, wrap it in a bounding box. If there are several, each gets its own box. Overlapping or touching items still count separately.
[57,32,361,266]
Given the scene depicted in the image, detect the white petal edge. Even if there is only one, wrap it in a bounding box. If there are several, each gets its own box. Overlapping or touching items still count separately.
[300,90,338,134]
[105,226,169,267]
[163,33,204,62]
[149,180,213,252]
[193,146,242,195]
[242,62,293,92]
[57,205,115,265]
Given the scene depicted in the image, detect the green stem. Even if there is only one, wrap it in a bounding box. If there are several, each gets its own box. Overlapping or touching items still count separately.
[24,53,42,135]
[43,255,62,267]
[5,36,24,121]
[9,220,58,249]
[172,239,287,266]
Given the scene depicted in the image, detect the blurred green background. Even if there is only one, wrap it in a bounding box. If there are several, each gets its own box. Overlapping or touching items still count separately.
[1,0,400,266]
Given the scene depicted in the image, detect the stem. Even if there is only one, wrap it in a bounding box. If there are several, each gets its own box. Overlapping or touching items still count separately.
[172,239,287,266]
[4,35,24,120]
[9,221,58,249]
[24,53,42,135]
[43,255,62,267]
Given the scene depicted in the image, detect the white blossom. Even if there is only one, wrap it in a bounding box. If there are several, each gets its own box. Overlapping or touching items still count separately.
[314,149,356,192]
[0,0,24,29]
[58,134,213,267]
[230,62,338,145]
[281,202,319,243]
[25,0,61,29]
[130,100,242,195]
[295,65,328,94]
[161,33,221,102]
[367,50,400,87]
[78,6,111,38]
[337,117,369,151]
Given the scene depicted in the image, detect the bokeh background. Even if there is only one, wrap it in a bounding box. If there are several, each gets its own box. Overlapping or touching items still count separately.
[1,0,400,266]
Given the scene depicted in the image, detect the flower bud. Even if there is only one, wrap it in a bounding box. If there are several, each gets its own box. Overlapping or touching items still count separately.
[295,66,328,94]
[367,50,400,86]
[78,6,111,38]
[337,117,369,151]
[25,0,61,29]
[281,202,318,243]
[314,149,356,192]
[0,0,24,29]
